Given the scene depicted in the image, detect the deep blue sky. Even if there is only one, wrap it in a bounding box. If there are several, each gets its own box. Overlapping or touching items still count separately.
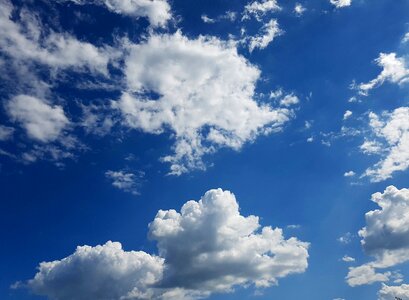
[1,0,409,299]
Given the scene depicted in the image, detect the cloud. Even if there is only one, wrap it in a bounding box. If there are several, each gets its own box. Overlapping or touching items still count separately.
[347,186,409,287]
[22,189,309,299]
[63,0,171,27]
[379,283,409,300]
[362,108,409,182]
[0,125,14,141]
[105,170,144,195]
[243,0,281,21]
[5,95,70,143]
[0,0,115,74]
[330,0,352,8]
[343,110,352,120]
[403,33,409,44]
[342,255,355,262]
[358,186,409,267]
[346,264,390,287]
[115,32,294,175]
[294,3,306,16]
[248,19,283,52]
[344,171,356,177]
[24,241,165,300]
[357,53,409,96]
[338,232,354,244]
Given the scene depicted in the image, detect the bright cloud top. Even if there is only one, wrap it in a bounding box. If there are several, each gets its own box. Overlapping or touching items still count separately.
[116,32,294,175]
[379,283,409,300]
[64,0,171,27]
[23,189,310,299]
[358,53,409,96]
[361,107,409,182]
[243,0,281,21]
[330,0,352,8]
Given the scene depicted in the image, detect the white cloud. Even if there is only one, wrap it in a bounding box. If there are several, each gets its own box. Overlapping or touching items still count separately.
[25,241,165,300]
[403,33,409,44]
[201,15,215,23]
[65,0,171,27]
[23,189,309,299]
[0,0,114,74]
[105,170,144,195]
[279,94,299,107]
[5,95,70,143]
[362,108,409,182]
[0,125,14,141]
[338,232,353,244]
[343,110,353,120]
[115,32,293,175]
[358,53,409,96]
[344,171,356,177]
[243,0,281,21]
[359,186,409,267]
[248,19,283,52]
[346,264,390,287]
[294,3,306,16]
[379,283,409,300]
[342,255,355,262]
[330,0,352,8]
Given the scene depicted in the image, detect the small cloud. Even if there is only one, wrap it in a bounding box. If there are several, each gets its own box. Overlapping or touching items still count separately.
[338,232,354,244]
[0,125,14,141]
[294,3,306,16]
[343,110,353,120]
[330,0,351,8]
[105,170,144,195]
[342,255,355,262]
[201,15,215,23]
[344,171,355,177]
[307,137,314,142]
[287,224,301,229]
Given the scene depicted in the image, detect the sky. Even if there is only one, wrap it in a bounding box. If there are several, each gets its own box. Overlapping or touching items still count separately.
[1,0,409,299]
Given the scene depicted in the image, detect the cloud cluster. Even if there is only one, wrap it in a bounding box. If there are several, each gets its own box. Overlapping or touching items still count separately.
[64,0,171,27]
[105,170,144,195]
[361,107,409,182]
[358,53,409,96]
[379,283,409,300]
[248,19,282,52]
[243,0,281,21]
[23,189,310,299]
[115,32,294,175]
[346,186,409,287]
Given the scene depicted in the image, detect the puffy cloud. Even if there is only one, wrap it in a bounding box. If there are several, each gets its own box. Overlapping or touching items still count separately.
[294,3,306,16]
[0,0,114,74]
[379,283,409,300]
[5,95,70,143]
[362,108,409,182]
[346,264,390,287]
[149,189,310,292]
[338,232,354,244]
[344,171,355,177]
[358,53,409,96]
[0,125,14,141]
[115,32,293,175]
[248,19,283,52]
[343,110,352,120]
[64,0,171,27]
[105,170,144,195]
[358,186,409,267]
[25,241,165,300]
[23,189,310,299]
[330,0,352,8]
[243,0,281,21]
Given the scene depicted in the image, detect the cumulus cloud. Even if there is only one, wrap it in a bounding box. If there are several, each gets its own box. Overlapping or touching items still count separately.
[358,53,409,96]
[362,108,409,182]
[342,255,355,262]
[23,189,310,299]
[0,0,115,74]
[115,32,293,175]
[5,95,70,143]
[346,264,390,287]
[344,171,355,177]
[63,0,171,27]
[347,186,409,287]
[403,33,409,44]
[105,170,144,195]
[243,0,281,21]
[379,283,409,300]
[248,19,283,52]
[330,0,352,8]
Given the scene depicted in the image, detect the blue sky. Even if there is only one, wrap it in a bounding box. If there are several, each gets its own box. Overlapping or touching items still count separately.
[1,0,409,299]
